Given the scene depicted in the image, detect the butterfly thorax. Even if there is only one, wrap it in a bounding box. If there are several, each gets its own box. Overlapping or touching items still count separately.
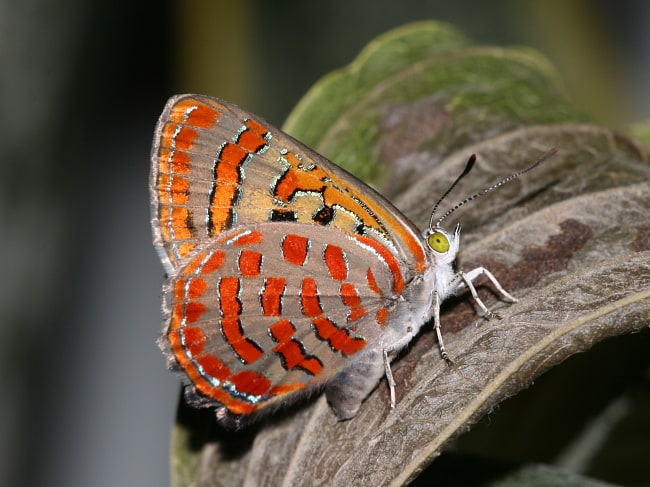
[424,224,462,300]
[374,224,461,356]
[411,225,461,324]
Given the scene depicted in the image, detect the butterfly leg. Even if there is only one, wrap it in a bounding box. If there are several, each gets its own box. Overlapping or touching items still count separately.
[383,349,397,409]
[381,331,417,409]
[431,290,453,364]
[453,267,517,319]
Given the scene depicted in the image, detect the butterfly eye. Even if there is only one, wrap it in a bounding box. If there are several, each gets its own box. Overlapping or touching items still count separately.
[427,231,450,253]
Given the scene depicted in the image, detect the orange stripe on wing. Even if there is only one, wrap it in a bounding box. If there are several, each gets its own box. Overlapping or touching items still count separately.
[355,234,405,294]
[312,317,366,356]
[218,144,246,180]
[169,315,258,416]
[185,103,220,128]
[160,206,194,241]
[221,316,265,365]
[272,339,324,375]
[348,307,368,322]
[231,230,264,246]
[168,323,255,415]
[158,148,191,175]
[219,277,264,364]
[174,278,187,301]
[207,143,246,236]
[340,282,368,323]
[238,119,269,152]
[169,98,220,128]
[261,277,286,316]
[183,250,208,276]
[180,326,206,356]
[282,234,309,266]
[230,371,272,396]
[269,319,324,375]
[324,244,348,281]
[202,250,226,274]
[184,302,207,324]
[366,268,383,295]
[157,175,190,205]
[245,118,270,138]
[268,319,295,341]
[238,250,263,277]
[219,275,241,317]
[187,278,208,299]
[168,125,199,151]
[376,307,390,327]
[300,277,322,317]
[340,282,361,307]
[195,353,230,381]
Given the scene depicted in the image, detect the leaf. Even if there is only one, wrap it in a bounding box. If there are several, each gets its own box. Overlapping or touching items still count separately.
[169,21,650,486]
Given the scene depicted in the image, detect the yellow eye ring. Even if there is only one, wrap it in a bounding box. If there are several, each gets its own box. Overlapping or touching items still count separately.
[427,231,450,253]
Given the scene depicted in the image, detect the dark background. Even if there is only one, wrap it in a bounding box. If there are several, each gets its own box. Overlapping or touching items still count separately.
[2,1,648,486]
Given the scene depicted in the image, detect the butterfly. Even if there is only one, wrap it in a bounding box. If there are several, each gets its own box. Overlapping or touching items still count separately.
[150,93,556,427]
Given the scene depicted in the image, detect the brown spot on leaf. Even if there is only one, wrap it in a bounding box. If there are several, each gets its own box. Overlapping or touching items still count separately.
[631,226,650,252]
[486,219,594,289]
[442,219,594,333]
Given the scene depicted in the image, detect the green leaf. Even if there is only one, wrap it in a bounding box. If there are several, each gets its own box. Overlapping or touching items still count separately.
[283,21,587,190]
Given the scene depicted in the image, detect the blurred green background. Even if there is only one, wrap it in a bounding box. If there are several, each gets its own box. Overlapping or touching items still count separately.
[2,1,648,486]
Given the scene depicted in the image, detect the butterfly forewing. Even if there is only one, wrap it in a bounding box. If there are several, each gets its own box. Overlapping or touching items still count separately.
[150,94,427,275]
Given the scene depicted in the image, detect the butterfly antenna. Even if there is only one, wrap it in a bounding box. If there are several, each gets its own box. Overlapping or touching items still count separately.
[431,148,558,229]
[428,154,477,230]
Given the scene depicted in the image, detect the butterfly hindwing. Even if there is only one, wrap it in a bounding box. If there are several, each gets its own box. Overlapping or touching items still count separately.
[163,222,405,416]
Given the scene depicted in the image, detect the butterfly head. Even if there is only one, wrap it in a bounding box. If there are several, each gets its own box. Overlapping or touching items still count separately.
[424,224,460,267]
